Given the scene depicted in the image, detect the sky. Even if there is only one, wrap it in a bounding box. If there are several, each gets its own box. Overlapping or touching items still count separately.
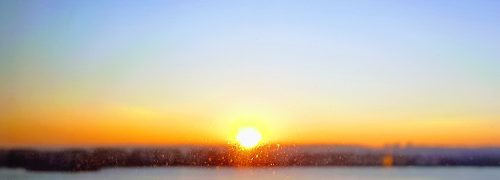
[1,0,500,147]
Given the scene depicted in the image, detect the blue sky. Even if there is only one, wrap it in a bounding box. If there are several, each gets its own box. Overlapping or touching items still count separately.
[1,0,500,146]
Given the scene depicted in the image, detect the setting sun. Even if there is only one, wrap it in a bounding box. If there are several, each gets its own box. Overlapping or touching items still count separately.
[236,128,262,149]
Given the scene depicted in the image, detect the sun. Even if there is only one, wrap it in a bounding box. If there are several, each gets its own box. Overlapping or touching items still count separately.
[236,127,262,149]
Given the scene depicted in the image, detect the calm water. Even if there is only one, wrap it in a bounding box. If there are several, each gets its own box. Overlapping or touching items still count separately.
[1,167,499,180]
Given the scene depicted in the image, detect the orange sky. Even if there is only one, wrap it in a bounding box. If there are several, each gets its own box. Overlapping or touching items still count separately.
[2,102,499,148]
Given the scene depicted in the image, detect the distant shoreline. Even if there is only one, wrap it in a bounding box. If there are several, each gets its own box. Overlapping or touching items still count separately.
[2,145,500,171]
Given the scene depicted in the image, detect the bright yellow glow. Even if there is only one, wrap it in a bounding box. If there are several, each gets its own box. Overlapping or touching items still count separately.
[236,127,262,149]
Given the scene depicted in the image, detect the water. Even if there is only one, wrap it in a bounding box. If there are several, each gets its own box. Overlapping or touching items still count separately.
[1,167,499,180]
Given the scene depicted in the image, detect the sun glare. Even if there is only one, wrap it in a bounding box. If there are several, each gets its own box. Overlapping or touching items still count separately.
[236,127,262,149]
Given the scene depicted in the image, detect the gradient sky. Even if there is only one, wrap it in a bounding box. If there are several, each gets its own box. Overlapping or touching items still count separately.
[1,0,500,147]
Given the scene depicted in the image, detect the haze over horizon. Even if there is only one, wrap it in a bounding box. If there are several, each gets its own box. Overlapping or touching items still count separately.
[1,0,500,148]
